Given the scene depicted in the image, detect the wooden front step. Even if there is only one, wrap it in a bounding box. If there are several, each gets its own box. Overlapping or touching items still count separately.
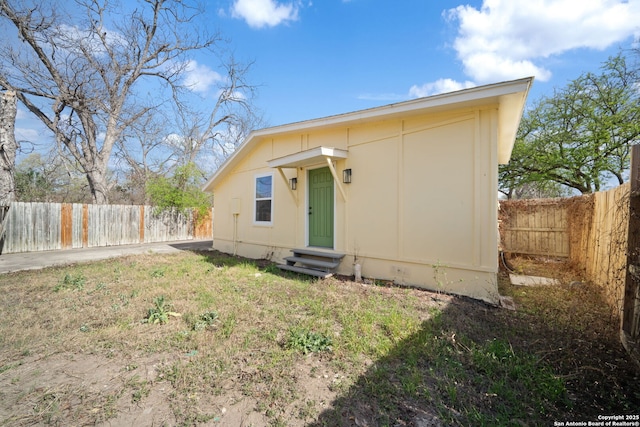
[290,248,345,260]
[284,256,340,270]
[276,248,345,278]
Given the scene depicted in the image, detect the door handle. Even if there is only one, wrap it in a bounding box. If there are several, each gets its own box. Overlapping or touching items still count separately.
[308,206,312,215]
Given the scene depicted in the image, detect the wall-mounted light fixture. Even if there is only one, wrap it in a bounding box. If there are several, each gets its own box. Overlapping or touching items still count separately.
[343,168,352,184]
[289,177,297,190]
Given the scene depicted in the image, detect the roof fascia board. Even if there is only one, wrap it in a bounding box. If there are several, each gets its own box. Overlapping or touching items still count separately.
[262,77,533,137]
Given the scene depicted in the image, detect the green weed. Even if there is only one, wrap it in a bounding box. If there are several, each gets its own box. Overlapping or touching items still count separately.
[285,327,333,354]
[143,295,181,324]
[150,267,165,278]
[127,376,150,403]
[220,313,237,338]
[54,273,86,291]
[191,310,219,331]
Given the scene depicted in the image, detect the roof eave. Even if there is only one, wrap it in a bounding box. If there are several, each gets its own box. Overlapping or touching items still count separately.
[202,77,534,193]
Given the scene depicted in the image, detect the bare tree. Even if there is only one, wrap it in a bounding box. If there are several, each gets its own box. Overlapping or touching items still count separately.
[113,112,172,204]
[0,89,17,205]
[0,0,241,204]
[110,53,264,202]
[165,56,265,173]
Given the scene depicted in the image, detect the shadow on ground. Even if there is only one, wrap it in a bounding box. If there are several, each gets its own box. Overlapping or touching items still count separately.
[306,274,640,426]
[168,240,214,252]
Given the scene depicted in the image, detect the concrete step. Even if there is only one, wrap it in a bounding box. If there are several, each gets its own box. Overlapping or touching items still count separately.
[277,264,334,278]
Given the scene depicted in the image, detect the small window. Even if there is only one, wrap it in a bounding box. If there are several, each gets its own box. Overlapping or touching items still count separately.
[254,173,273,224]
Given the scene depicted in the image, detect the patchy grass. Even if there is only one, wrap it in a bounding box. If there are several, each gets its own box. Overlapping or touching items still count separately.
[0,250,638,426]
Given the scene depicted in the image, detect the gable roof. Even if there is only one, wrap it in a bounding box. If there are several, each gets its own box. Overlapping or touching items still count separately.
[203,77,533,192]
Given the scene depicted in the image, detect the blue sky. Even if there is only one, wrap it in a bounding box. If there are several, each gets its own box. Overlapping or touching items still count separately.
[13,0,640,151]
[208,0,640,127]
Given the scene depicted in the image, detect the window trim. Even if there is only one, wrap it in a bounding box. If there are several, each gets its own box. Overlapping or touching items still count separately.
[253,172,274,226]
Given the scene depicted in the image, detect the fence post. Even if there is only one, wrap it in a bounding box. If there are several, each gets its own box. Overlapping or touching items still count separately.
[622,144,640,365]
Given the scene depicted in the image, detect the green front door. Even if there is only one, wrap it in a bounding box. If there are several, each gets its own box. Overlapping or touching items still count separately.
[308,167,334,248]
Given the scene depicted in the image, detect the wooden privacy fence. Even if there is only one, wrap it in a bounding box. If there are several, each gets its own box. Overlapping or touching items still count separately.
[0,202,213,254]
[499,163,639,364]
[499,199,570,257]
[499,185,630,317]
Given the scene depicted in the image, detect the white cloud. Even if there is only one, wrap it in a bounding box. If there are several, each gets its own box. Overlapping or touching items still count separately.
[16,108,29,120]
[409,78,476,98]
[231,0,299,28]
[217,89,247,102]
[183,60,224,93]
[15,127,40,143]
[446,0,640,83]
[56,24,126,57]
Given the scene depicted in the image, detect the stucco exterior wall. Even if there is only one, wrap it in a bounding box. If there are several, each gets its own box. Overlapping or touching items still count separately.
[212,106,502,303]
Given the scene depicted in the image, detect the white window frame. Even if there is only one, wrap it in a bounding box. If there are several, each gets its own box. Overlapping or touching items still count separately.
[253,172,274,226]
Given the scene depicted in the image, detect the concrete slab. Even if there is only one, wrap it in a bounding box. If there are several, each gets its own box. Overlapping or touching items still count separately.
[0,240,214,274]
[509,274,560,286]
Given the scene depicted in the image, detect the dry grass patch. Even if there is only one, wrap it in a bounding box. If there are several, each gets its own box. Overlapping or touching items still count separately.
[0,251,441,425]
[0,250,638,426]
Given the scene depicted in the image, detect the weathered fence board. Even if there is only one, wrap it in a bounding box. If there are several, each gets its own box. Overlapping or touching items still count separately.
[0,203,213,254]
[622,144,640,363]
[144,208,192,243]
[2,202,62,253]
[88,204,141,247]
[194,209,213,239]
[499,199,570,257]
[72,203,84,249]
[583,184,630,317]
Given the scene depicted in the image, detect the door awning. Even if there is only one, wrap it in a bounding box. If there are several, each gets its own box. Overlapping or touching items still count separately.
[267,146,348,168]
[268,146,349,202]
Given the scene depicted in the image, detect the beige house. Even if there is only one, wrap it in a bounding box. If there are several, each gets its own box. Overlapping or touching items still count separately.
[203,77,533,303]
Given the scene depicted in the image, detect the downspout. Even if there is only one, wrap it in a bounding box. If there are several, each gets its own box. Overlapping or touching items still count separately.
[231,198,240,257]
[233,213,238,256]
